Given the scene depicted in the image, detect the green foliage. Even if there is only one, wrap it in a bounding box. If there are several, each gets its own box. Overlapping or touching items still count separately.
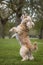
[0,39,43,65]
[34,21,43,32]
[35,21,42,30]
[0,0,43,38]
[4,22,15,36]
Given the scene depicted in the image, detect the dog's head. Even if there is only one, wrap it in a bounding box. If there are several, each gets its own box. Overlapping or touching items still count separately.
[21,16,35,30]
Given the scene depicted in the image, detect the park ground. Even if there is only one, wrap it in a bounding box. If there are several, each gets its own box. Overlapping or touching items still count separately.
[0,38,43,65]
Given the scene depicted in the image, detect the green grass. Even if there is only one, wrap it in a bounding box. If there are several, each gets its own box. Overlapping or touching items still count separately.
[0,38,43,65]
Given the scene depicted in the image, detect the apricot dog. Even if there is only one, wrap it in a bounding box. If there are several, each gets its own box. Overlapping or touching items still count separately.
[9,14,37,61]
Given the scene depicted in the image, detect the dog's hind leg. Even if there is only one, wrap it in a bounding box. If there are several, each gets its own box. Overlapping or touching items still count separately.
[28,52,34,60]
[21,55,29,61]
[20,46,29,61]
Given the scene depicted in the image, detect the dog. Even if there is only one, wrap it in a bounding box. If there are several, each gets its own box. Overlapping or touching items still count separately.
[9,15,38,61]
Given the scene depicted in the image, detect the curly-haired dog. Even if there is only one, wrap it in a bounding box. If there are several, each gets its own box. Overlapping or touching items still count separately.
[9,15,38,61]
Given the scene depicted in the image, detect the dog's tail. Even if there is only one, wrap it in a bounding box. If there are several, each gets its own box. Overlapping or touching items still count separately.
[33,41,38,51]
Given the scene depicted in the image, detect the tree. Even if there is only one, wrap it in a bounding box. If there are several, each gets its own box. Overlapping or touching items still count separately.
[32,0,43,39]
[7,0,25,25]
[0,3,13,38]
[0,0,43,39]
[0,0,25,38]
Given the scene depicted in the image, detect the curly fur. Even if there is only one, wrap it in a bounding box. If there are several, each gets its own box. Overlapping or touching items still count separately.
[9,15,37,61]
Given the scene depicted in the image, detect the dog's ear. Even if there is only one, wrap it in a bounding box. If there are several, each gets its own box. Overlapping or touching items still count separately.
[21,14,24,20]
[21,17,28,25]
[21,13,28,20]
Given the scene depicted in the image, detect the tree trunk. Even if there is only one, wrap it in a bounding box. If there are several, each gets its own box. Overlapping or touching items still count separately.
[1,18,8,38]
[1,24,6,38]
[42,30,43,38]
[15,0,25,26]
[16,12,22,26]
[39,28,43,39]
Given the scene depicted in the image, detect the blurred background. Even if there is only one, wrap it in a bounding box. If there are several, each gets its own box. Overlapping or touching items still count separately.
[0,0,43,39]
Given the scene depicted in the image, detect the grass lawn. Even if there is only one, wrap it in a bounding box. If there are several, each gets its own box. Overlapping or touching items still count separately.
[0,38,43,65]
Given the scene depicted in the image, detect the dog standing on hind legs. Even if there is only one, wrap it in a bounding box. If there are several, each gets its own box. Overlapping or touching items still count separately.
[9,14,38,61]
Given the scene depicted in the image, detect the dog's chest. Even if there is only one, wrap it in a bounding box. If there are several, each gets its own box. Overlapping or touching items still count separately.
[17,24,28,34]
[17,24,26,31]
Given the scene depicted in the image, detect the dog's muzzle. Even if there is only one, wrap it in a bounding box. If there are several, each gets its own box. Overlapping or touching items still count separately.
[26,22,34,29]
